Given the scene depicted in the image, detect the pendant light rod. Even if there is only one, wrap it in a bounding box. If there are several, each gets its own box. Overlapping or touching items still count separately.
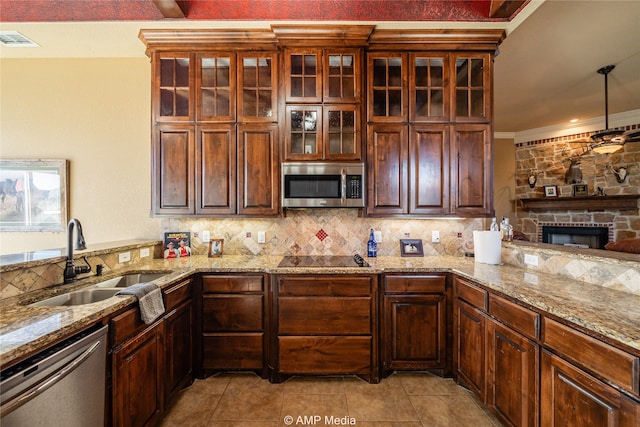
[597,64,615,129]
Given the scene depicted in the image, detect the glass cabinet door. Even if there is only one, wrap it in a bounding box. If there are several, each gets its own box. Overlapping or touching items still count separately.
[238,53,278,122]
[453,54,490,122]
[285,49,322,103]
[368,53,406,122]
[197,54,235,122]
[324,105,360,160]
[410,54,448,122]
[155,54,193,122]
[324,50,360,103]
[285,105,322,159]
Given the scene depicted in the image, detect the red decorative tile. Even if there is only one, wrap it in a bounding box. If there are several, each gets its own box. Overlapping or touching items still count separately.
[316,229,328,241]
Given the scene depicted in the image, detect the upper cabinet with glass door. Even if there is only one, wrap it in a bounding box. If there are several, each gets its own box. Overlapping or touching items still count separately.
[409,54,449,123]
[196,54,236,123]
[154,53,194,122]
[452,53,491,123]
[238,52,278,123]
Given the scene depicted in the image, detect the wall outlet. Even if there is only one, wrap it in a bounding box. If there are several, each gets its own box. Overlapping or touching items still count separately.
[258,231,266,244]
[374,230,382,243]
[432,230,440,243]
[119,252,131,263]
[202,230,211,242]
[524,254,539,266]
[140,248,150,258]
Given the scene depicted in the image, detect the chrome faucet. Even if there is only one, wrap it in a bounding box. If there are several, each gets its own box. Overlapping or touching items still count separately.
[63,218,91,283]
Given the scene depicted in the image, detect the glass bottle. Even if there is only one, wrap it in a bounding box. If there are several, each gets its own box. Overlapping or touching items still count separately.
[502,218,513,242]
[490,218,499,231]
[367,228,377,257]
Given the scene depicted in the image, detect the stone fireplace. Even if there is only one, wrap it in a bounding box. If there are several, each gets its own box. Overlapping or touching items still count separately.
[514,124,640,243]
[540,223,611,249]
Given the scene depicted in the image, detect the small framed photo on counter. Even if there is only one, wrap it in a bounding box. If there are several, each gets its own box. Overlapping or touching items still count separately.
[544,185,558,197]
[208,239,224,258]
[573,183,588,197]
[400,239,424,257]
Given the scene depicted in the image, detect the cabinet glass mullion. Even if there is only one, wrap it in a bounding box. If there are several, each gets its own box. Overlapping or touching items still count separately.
[324,105,360,160]
[285,105,322,159]
[286,49,322,103]
[411,54,448,122]
[454,56,487,120]
[324,51,359,102]
[156,54,193,121]
[238,53,277,122]
[197,54,235,122]
[368,54,405,122]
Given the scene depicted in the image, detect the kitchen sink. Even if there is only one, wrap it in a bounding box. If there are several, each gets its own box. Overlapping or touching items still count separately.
[29,272,170,307]
[92,272,169,288]
[30,288,122,307]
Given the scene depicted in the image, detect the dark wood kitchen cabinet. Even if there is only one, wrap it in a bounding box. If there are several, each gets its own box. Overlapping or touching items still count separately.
[142,31,280,217]
[365,36,498,217]
[200,274,267,376]
[381,274,450,376]
[273,274,378,383]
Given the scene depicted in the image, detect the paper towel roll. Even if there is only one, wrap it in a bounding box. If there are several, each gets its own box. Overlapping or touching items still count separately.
[473,230,502,265]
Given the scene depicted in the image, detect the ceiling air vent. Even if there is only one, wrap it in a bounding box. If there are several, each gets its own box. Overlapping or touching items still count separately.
[0,31,39,47]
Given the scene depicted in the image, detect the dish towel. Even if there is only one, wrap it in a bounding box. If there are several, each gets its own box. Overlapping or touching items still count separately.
[116,283,165,325]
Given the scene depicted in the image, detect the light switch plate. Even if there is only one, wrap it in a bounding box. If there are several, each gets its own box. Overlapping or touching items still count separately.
[524,254,539,266]
[119,252,131,263]
[140,248,150,258]
[258,231,266,244]
[374,231,382,243]
[431,230,440,243]
[202,230,211,242]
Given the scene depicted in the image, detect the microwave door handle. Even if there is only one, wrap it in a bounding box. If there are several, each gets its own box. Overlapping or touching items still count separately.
[341,169,347,206]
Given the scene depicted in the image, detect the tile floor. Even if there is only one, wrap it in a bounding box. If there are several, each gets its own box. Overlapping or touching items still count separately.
[160,372,502,427]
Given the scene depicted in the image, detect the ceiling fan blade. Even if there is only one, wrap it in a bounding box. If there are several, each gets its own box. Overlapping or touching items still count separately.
[622,129,640,142]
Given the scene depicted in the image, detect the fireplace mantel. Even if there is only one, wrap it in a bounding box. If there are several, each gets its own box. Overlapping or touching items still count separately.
[519,195,640,211]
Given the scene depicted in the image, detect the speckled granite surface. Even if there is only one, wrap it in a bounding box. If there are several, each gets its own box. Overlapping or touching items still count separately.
[1,255,639,368]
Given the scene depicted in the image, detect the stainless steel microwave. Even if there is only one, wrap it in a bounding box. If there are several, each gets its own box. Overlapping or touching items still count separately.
[281,162,365,208]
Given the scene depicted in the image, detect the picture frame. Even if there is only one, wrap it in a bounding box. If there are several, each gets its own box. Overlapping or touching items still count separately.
[208,239,224,258]
[573,183,588,197]
[0,159,69,232]
[400,239,424,257]
[543,185,558,197]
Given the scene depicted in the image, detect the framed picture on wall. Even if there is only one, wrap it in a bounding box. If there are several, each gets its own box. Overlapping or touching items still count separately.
[208,239,224,258]
[544,185,558,197]
[573,184,588,197]
[400,239,424,257]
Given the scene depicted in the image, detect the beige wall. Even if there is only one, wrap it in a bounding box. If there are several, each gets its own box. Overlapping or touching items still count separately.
[493,137,516,226]
[0,58,161,255]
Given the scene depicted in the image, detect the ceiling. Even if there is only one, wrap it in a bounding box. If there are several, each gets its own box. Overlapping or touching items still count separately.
[1,0,639,134]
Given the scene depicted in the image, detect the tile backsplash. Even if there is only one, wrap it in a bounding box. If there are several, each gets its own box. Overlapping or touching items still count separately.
[161,210,484,257]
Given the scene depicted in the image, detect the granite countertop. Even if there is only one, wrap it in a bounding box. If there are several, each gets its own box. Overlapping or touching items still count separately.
[1,255,639,368]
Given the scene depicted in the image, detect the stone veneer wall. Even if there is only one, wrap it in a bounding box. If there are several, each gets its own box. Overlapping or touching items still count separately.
[161,210,483,257]
[514,124,640,242]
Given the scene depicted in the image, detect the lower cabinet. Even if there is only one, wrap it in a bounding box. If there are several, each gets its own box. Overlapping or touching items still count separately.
[273,274,378,383]
[110,279,193,427]
[200,274,267,376]
[381,274,449,376]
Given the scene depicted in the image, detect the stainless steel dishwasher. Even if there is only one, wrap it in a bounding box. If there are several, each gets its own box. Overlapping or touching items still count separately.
[0,324,108,427]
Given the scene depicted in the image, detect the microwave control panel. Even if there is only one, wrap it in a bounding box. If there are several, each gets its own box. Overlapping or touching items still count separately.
[346,175,362,199]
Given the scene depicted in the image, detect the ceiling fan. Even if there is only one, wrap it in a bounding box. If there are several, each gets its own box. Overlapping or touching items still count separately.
[588,64,640,154]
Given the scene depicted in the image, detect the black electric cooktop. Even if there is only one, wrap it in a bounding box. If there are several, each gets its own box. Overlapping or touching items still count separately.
[278,255,370,268]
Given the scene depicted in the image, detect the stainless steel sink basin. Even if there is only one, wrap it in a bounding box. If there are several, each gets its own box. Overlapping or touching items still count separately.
[92,273,169,288]
[29,272,170,307]
[30,288,122,307]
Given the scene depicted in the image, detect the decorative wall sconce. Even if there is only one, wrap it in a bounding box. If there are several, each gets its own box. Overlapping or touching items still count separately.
[528,170,538,188]
[608,164,628,183]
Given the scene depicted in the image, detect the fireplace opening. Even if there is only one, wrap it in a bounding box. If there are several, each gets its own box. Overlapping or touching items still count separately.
[541,226,609,249]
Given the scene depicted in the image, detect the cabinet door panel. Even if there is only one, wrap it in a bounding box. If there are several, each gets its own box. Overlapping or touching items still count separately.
[278,336,371,374]
[238,53,278,122]
[164,300,193,402]
[152,125,194,215]
[409,53,449,122]
[541,351,640,427]
[455,298,486,400]
[410,125,449,214]
[278,296,372,334]
[366,124,408,215]
[153,53,193,122]
[197,124,236,214]
[202,294,264,331]
[451,124,492,216]
[196,53,236,122]
[383,294,446,370]
[203,334,264,369]
[487,319,539,427]
[367,53,407,122]
[237,123,279,215]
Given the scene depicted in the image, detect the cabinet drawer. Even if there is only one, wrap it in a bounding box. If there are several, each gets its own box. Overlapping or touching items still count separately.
[202,333,263,369]
[110,307,148,345]
[278,336,371,374]
[202,294,263,332]
[488,294,539,340]
[543,317,639,395]
[279,296,371,334]
[202,275,264,293]
[164,279,192,311]
[454,277,487,310]
[277,276,373,296]
[385,275,446,293]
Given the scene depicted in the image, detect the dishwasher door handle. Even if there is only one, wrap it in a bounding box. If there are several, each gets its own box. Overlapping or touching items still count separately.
[0,340,102,417]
